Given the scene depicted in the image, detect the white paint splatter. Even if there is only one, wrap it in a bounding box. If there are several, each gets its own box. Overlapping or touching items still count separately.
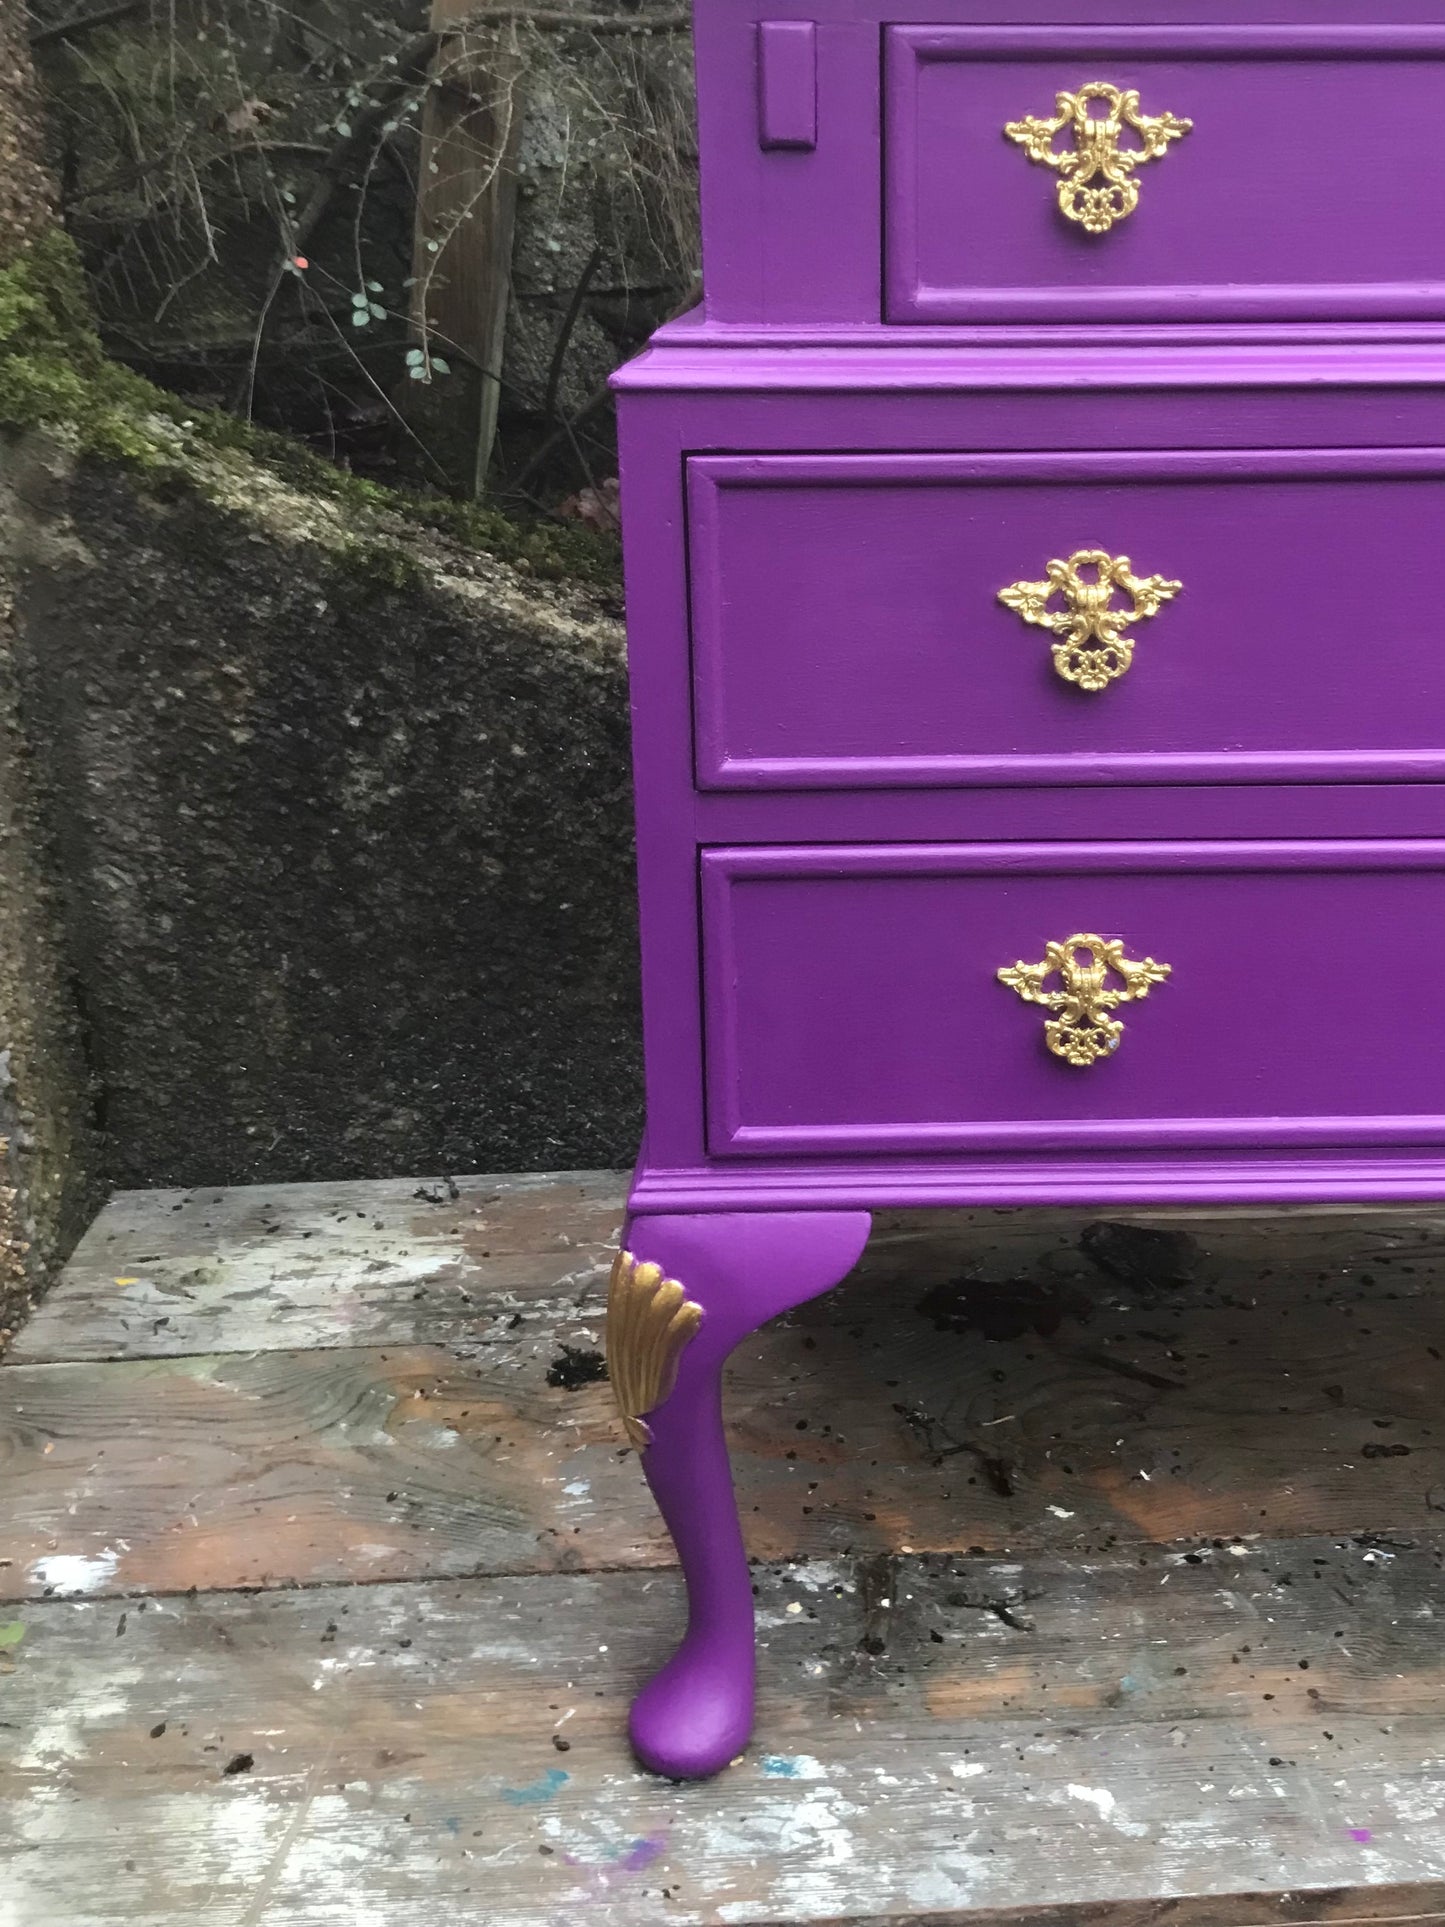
[1064,1784,1149,1836]
[784,1561,853,1593]
[28,1549,120,1595]
[951,1761,986,1779]
[779,1786,857,1866]
[1067,1784,1117,1820]
[903,1860,987,1910]
[17,1715,96,1772]
[1383,1782,1445,1823]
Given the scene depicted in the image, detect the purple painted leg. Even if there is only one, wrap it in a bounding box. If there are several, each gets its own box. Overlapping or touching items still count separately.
[609,1210,871,1779]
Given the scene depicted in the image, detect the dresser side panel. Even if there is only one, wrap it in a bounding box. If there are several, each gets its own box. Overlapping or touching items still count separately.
[615,394,710,1169]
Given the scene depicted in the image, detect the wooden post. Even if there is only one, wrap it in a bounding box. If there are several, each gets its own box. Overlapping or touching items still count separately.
[407,1,524,497]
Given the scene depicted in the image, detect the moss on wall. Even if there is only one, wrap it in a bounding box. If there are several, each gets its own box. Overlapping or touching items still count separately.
[0,230,623,586]
[0,445,102,1339]
[0,234,642,1195]
[0,13,102,1332]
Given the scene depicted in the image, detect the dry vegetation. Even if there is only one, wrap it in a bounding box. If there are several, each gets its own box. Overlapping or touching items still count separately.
[28,0,700,508]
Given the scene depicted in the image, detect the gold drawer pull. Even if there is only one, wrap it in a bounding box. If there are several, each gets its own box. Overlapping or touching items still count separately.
[999,934,1171,1067]
[1004,82,1192,233]
[999,549,1182,692]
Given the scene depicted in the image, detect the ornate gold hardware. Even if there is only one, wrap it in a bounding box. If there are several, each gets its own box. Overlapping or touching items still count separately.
[1004,83,1192,233]
[999,549,1181,692]
[998,934,1171,1067]
[606,1249,704,1449]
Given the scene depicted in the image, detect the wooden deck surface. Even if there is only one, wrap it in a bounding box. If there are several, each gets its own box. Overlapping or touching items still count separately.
[5,1174,1445,1924]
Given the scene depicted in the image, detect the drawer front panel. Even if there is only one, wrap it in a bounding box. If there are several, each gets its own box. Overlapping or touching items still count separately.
[885,27,1445,325]
[702,842,1445,1156]
[689,451,1445,790]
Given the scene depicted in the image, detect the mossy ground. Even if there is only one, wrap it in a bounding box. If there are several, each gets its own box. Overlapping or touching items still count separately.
[0,231,622,589]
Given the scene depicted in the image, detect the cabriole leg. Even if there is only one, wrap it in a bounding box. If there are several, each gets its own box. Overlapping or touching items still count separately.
[607,1209,871,1779]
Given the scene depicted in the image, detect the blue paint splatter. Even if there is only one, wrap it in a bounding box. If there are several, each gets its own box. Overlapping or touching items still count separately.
[760,1755,805,1778]
[500,1768,569,1806]
[618,1835,667,1872]
[442,1817,461,1836]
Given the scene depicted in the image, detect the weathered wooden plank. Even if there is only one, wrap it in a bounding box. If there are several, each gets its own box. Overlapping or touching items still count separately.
[10,1171,626,1363]
[5,1273,1445,1597]
[4,1541,1445,1926]
[20,1180,1445,1366]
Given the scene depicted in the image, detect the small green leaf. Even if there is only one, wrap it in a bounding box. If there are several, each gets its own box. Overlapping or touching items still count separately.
[366,280,383,294]
[429,356,450,375]
[369,303,386,320]
[350,292,369,308]
[336,120,352,138]
[408,366,429,381]
[351,310,370,328]
[404,347,424,366]
[0,1622,26,1648]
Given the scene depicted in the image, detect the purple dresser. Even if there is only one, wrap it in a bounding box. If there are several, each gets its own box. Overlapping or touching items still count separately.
[607,0,1445,1778]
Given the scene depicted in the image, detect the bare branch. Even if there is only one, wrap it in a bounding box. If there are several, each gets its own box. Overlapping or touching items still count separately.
[434,9,688,31]
[544,244,603,425]
[30,1,147,51]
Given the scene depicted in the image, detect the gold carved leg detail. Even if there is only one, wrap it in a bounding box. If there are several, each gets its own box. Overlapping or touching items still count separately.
[606,1248,704,1449]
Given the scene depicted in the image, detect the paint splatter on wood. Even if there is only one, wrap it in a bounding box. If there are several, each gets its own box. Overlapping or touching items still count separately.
[7,1176,1445,1922]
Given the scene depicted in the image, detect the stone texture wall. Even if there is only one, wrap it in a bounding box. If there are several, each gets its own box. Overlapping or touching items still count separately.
[0,0,102,1333]
[2,0,654,1302]
[2,433,642,1193]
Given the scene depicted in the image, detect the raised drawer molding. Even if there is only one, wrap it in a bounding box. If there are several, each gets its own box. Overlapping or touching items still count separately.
[607,0,1445,1784]
[887,27,1445,325]
[688,449,1445,788]
[701,842,1445,1155]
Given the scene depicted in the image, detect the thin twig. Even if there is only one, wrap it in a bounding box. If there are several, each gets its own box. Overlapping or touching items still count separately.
[505,377,612,494]
[29,0,146,49]
[422,8,688,38]
[71,141,329,214]
[543,244,603,425]
[509,272,700,495]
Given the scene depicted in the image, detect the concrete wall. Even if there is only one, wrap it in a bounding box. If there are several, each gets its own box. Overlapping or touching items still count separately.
[2,434,643,1192]
[0,3,102,1328]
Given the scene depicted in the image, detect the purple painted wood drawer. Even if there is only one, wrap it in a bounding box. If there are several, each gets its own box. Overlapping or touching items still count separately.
[688,450,1445,790]
[701,841,1445,1157]
[885,27,1445,326]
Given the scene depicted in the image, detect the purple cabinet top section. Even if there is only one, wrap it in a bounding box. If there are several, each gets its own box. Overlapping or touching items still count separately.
[690,0,1445,332]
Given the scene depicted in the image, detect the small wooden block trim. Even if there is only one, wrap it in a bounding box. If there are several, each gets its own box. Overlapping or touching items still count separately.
[757,20,817,150]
